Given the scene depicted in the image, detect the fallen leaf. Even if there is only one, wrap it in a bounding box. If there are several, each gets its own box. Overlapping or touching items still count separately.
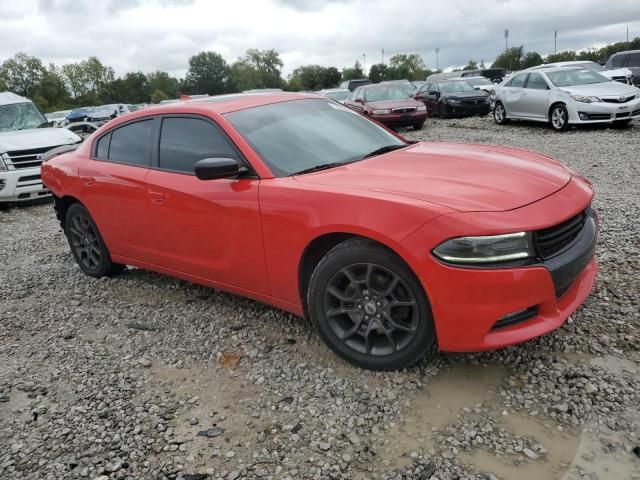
[219,351,241,368]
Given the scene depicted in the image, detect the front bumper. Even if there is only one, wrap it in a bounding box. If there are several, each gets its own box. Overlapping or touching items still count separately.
[0,168,50,202]
[568,98,640,123]
[445,101,491,116]
[370,111,428,127]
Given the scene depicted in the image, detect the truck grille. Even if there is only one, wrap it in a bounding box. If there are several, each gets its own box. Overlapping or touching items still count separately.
[5,146,61,169]
[534,210,588,259]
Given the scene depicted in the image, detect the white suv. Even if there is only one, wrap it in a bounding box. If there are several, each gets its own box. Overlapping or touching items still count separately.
[0,92,81,203]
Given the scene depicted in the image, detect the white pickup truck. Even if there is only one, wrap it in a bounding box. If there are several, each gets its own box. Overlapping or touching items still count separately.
[0,92,81,203]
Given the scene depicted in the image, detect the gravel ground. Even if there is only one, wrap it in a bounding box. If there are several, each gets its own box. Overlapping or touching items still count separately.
[1,116,639,480]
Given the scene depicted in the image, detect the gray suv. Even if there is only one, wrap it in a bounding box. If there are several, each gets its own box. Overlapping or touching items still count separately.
[605,50,640,86]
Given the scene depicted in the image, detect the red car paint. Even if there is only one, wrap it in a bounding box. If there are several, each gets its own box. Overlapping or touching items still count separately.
[42,93,597,352]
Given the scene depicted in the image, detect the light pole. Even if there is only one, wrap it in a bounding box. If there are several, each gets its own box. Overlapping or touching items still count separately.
[435,48,440,71]
[554,30,558,54]
[362,53,366,76]
[504,29,510,71]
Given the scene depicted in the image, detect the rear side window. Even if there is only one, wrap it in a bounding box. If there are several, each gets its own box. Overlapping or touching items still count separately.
[95,132,111,158]
[509,74,528,88]
[108,119,153,166]
[624,53,640,67]
[159,117,237,174]
[525,73,548,90]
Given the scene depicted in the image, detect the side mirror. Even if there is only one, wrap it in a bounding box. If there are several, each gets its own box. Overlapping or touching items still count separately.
[474,86,481,90]
[194,157,247,180]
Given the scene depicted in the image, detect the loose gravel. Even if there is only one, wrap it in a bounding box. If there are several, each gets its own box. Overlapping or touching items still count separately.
[1,117,639,480]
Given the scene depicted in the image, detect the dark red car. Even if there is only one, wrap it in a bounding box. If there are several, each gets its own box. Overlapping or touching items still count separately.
[42,93,597,371]
[343,84,427,130]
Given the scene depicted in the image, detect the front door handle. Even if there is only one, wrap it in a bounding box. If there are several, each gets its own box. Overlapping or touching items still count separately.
[80,176,95,186]
[149,191,165,204]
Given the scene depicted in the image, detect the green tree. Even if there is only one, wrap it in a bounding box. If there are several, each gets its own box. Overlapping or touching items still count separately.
[521,51,544,69]
[35,64,71,111]
[230,49,284,91]
[183,51,231,95]
[386,54,428,80]
[0,52,47,97]
[341,61,364,81]
[147,71,179,99]
[368,63,387,83]
[120,72,149,103]
[151,89,169,104]
[324,67,341,88]
[545,50,577,63]
[492,46,524,71]
[61,57,114,100]
[463,60,478,70]
[289,65,328,90]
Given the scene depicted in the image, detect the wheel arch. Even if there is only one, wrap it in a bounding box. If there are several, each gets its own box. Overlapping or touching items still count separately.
[548,101,567,119]
[53,194,83,228]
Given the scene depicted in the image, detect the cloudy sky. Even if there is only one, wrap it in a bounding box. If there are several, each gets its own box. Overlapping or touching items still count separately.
[1,0,639,77]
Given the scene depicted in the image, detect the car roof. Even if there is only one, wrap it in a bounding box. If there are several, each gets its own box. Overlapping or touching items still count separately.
[611,49,640,56]
[0,91,31,106]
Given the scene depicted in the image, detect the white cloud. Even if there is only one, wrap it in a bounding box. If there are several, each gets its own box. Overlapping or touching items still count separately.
[1,0,639,77]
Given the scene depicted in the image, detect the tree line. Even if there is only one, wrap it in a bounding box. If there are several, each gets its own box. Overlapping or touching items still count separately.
[1,37,638,113]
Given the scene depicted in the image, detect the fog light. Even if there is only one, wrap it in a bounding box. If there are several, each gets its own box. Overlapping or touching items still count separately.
[578,112,588,120]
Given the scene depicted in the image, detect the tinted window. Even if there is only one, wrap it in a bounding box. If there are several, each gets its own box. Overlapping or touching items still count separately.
[624,53,640,67]
[95,132,111,158]
[526,73,549,90]
[610,55,624,68]
[509,74,528,88]
[159,117,236,173]
[108,120,153,166]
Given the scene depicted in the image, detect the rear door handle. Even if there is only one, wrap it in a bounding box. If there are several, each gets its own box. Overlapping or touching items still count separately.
[80,176,95,186]
[149,191,165,204]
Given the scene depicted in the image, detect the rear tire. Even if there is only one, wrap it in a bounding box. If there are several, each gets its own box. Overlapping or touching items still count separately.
[549,104,570,131]
[65,203,125,278]
[493,101,509,124]
[307,238,437,371]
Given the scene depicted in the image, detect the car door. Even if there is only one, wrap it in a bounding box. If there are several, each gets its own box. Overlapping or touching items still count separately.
[519,73,551,119]
[79,117,159,263]
[501,73,529,116]
[144,115,268,294]
[425,83,439,111]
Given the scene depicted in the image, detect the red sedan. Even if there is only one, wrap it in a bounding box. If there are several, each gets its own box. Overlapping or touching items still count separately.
[41,93,598,370]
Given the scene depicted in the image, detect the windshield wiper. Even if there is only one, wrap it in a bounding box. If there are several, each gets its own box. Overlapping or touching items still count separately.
[362,144,407,159]
[292,162,346,175]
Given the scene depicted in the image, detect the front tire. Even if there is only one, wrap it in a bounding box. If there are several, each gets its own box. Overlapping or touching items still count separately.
[493,101,509,124]
[307,238,437,371]
[413,122,425,130]
[65,203,125,278]
[550,104,570,131]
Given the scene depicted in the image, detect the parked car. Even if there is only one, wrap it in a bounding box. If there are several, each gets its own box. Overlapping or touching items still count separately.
[65,107,94,124]
[343,84,427,129]
[527,61,633,85]
[414,79,490,118]
[318,88,351,104]
[0,92,81,203]
[45,109,72,127]
[411,80,425,90]
[242,88,283,93]
[41,92,598,370]
[460,68,507,83]
[457,76,495,93]
[87,104,131,126]
[605,50,640,86]
[493,67,640,131]
[339,78,372,91]
[380,80,417,96]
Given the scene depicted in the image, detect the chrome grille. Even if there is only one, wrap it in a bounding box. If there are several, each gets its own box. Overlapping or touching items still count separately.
[391,107,416,114]
[601,95,636,104]
[6,146,61,169]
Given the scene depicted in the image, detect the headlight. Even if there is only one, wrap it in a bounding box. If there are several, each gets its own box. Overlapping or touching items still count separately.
[571,95,601,103]
[432,232,535,264]
[372,109,391,114]
[447,98,461,104]
[0,154,7,172]
[416,105,426,111]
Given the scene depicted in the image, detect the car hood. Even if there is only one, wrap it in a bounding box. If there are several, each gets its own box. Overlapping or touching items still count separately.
[600,68,633,79]
[558,82,639,96]
[0,127,80,154]
[442,90,489,99]
[367,99,423,109]
[293,142,572,212]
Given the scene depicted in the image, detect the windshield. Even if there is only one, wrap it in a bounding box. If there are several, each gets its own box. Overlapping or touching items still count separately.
[546,69,609,86]
[439,81,475,93]
[0,102,48,132]
[225,98,406,177]
[46,111,69,120]
[464,77,492,86]
[563,62,604,72]
[364,86,410,102]
[325,91,350,101]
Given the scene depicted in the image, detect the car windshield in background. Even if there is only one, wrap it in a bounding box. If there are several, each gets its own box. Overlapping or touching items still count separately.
[439,81,475,93]
[365,86,410,101]
[325,91,350,102]
[225,98,406,177]
[546,69,609,86]
[465,77,492,86]
[0,102,48,132]
[569,62,605,72]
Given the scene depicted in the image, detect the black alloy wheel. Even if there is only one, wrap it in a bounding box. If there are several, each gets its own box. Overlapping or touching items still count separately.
[307,238,437,370]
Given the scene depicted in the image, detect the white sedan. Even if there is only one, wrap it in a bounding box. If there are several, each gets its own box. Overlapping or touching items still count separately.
[527,60,633,85]
[493,67,640,131]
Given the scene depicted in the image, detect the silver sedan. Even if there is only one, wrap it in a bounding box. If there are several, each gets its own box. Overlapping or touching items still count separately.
[493,67,640,131]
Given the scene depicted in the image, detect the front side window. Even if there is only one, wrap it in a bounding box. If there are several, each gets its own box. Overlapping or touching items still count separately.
[225,99,406,177]
[546,69,608,87]
[525,73,549,90]
[355,88,365,101]
[159,117,237,173]
[508,74,528,88]
[364,86,410,102]
[108,119,153,166]
[0,102,48,132]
